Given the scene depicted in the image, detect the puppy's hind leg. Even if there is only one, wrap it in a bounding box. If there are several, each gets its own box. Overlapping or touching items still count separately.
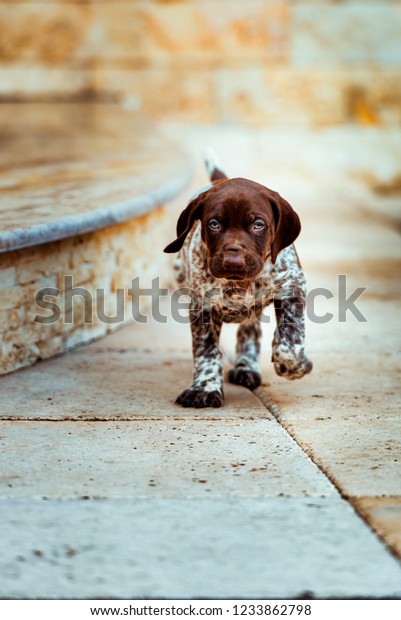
[228,319,262,390]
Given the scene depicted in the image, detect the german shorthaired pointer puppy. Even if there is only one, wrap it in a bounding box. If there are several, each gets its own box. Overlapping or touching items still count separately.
[164,152,312,408]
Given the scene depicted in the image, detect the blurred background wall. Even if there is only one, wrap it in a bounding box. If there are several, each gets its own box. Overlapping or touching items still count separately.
[0,0,400,127]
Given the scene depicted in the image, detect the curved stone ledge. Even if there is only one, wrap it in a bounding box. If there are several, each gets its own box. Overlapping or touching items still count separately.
[0,103,192,374]
[0,103,192,252]
[0,174,191,253]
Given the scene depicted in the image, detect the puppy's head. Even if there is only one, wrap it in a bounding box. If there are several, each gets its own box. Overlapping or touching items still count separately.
[164,178,301,280]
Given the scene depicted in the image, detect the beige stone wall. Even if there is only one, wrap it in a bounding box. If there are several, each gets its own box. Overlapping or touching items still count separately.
[0,207,172,375]
[0,1,400,126]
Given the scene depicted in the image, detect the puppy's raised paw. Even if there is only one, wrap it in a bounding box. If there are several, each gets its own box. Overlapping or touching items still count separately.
[272,345,313,380]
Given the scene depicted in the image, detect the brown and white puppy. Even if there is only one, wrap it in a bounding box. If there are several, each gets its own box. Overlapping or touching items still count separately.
[164,153,312,408]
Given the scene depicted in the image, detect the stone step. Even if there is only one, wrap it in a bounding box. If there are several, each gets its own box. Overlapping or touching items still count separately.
[0,103,192,375]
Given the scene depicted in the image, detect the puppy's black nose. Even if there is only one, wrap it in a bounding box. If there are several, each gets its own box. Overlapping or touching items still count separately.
[223,249,246,271]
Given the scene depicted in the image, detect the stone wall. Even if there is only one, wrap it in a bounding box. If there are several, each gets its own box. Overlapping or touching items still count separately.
[0,0,400,126]
[0,207,171,375]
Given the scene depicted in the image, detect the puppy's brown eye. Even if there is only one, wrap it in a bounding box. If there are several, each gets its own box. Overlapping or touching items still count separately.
[252,220,265,230]
[208,219,220,230]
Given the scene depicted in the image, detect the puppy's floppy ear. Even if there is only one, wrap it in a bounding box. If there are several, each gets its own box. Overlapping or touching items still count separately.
[269,191,301,264]
[163,191,207,254]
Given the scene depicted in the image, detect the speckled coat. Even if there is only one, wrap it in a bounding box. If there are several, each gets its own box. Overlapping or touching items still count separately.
[165,154,312,408]
[172,218,312,409]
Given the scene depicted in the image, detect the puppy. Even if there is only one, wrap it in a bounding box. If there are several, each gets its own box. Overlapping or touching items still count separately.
[164,152,312,408]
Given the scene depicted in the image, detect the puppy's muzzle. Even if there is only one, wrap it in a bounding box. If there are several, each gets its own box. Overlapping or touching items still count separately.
[222,247,246,272]
[210,248,263,280]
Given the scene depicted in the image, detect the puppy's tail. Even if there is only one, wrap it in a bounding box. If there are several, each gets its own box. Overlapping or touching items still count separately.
[203,148,228,182]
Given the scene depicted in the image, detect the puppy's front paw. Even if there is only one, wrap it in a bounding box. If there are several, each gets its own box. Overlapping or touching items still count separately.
[228,367,261,390]
[176,388,223,408]
[272,345,313,380]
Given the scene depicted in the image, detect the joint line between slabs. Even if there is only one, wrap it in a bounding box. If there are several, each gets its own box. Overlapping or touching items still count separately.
[253,386,401,566]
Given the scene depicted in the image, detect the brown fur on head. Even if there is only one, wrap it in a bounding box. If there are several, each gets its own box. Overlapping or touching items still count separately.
[164,178,301,279]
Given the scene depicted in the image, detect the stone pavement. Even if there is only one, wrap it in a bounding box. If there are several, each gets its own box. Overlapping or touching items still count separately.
[1,126,401,598]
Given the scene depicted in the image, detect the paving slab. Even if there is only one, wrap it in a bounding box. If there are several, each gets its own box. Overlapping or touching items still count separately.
[0,350,270,421]
[258,352,401,422]
[354,498,401,559]
[0,420,334,499]
[260,418,401,499]
[1,497,400,600]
